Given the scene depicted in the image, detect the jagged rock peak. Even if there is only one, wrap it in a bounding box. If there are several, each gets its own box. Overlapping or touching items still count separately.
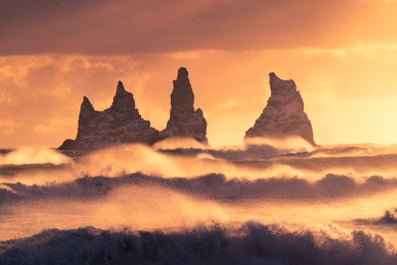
[177,67,189,81]
[81,96,94,110]
[116,80,126,94]
[162,67,207,142]
[171,67,194,113]
[59,81,159,150]
[79,96,95,121]
[245,72,315,145]
[269,72,296,96]
[111,80,136,112]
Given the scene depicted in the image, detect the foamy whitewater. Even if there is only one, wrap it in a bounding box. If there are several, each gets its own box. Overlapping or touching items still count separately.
[1,139,397,264]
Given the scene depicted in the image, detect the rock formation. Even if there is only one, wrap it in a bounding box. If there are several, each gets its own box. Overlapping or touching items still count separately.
[245,72,316,145]
[59,81,159,149]
[161,67,207,142]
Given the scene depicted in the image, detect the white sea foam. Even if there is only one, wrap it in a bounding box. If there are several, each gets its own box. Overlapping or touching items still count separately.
[0,144,397,264]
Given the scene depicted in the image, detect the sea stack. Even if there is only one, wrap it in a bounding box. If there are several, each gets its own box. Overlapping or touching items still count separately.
[59,81,159,149]
[245,72,315,145]
[161,67,207,142]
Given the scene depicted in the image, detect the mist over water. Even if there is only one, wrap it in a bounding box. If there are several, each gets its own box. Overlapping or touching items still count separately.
[1,140,397,263]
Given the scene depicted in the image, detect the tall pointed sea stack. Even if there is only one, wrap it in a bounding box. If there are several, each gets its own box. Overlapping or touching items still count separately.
[162,67,207,142]
[59,81,159,149]
[245,73,315,145]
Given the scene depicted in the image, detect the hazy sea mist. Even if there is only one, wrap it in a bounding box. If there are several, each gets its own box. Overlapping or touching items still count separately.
[1,140,397,264]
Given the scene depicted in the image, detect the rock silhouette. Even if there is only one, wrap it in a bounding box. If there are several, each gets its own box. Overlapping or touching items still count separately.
[161,67,207,142]
[245,72,315,145]
[59,67,208,150]
[59,81,159,149]
[59,70,315,150]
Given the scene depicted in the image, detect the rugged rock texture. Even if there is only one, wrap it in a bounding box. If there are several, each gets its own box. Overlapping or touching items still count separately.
[59,67,209,150]
[245,72,316,145]
[161,67,207,142]
[59,81,159,149]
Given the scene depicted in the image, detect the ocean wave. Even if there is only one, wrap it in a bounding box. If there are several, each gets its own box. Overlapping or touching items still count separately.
[0,173,396,204]
[0,222,395,265]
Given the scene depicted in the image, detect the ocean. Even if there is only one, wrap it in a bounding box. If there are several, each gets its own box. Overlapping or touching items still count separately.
[0,142,397,264]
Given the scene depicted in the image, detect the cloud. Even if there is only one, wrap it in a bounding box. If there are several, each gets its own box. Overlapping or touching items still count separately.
[1,0,391,55]
[0,119,19,136]
[0,55,146,147]
[3,45,397,148]
[217,98,239,110]
[33,117,75,134]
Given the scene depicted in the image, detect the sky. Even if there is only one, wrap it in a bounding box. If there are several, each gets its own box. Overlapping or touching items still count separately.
[2,0,397,148]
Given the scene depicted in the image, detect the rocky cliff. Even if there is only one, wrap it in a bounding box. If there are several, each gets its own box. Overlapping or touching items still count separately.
[245,72,315,145]
[59,81,159,149]
[161,67,207,142]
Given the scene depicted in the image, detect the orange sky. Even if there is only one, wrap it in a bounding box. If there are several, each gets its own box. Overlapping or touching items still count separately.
[1,0,397,148]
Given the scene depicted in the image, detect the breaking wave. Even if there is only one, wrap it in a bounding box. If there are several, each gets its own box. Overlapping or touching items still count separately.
[2,144,397,263]
[0,173,396,204]
[0,222,395,265]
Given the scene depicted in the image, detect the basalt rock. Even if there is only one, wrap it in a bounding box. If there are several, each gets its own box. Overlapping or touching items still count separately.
[161,67,207,142]
[245,72,316,145]
[59,81,159,150]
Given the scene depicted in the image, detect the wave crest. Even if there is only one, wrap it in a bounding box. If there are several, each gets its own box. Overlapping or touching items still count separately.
[0,223,395,265]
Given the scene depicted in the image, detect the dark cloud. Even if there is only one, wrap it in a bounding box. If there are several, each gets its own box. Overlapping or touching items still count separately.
[0,0,386,55]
